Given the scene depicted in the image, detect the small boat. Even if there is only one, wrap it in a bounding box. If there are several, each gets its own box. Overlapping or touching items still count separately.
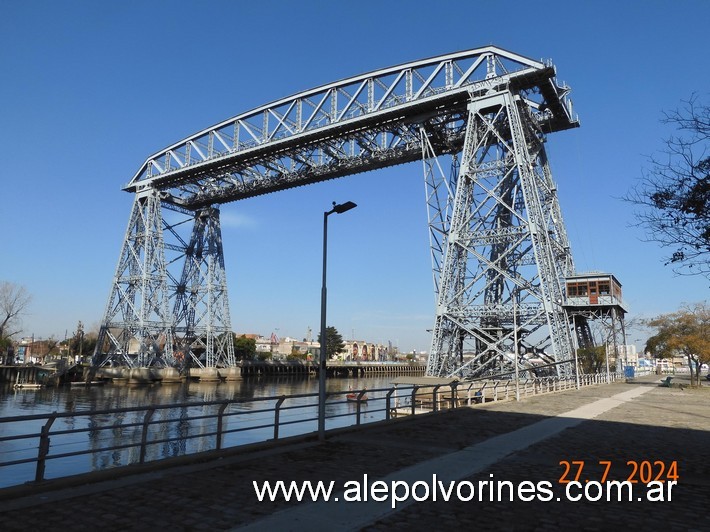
[13,372,45,389]
[13,383,43,389]
[346,392,368,402]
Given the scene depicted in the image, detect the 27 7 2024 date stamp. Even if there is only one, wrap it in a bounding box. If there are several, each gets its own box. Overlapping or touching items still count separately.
[558,460,679,484]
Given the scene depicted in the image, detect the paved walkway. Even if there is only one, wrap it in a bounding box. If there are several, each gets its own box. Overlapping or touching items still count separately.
[1,374,708,531]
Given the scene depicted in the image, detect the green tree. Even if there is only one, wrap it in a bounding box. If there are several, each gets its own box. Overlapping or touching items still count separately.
[0,336,11,351]
[0,335,13,364]
[287,346,308,361]
[645,302,709,386]
[576,346,607,374]
[626,95,710,278]
[233,334,256,361]
[81,333,97,362]
[68,322,96,363]
[317,326,345,360]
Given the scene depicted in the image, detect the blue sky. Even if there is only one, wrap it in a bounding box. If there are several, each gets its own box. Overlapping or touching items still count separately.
[1,0,708,352]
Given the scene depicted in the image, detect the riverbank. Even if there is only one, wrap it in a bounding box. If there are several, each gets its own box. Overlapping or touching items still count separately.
[2,374,707,530]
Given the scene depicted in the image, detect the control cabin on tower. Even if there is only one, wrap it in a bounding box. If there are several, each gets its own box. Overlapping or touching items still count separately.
[564,273,626,313]
[563,272,628,354]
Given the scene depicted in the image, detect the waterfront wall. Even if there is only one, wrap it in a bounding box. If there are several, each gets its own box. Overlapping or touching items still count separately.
[240,362,425,378]
[1,362,426,385]
[0,366,51,386]
[95,362,425,381]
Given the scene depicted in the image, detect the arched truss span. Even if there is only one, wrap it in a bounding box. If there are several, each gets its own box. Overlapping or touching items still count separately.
[126,46,577,209]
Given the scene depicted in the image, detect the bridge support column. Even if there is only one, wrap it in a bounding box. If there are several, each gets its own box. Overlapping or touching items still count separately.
[425,90,576,379]
[94,192,235,369]
[169,205,235,369]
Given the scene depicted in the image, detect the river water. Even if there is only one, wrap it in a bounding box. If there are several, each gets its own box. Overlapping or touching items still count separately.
[0,375,395,489]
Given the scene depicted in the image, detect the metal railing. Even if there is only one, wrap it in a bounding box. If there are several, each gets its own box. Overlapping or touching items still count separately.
[0,371,623,489]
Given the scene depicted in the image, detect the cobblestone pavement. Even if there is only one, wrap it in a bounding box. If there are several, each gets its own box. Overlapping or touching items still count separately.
[1,375,708,531]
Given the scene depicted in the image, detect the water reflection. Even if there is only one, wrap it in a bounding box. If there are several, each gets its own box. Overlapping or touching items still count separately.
[0,376,393,487]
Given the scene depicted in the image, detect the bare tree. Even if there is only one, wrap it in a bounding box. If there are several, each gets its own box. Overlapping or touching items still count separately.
[626,94,710,278]
[0,281,32,340]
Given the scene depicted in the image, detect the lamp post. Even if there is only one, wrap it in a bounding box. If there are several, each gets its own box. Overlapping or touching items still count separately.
[319,200,357,441]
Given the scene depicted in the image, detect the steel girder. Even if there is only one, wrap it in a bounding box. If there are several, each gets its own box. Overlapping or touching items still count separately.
[421,128,459,299]
[426,89,577,378]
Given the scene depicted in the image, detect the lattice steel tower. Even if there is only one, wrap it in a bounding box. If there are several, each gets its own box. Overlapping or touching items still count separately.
[424,69,580,378]
[95,192,235,369]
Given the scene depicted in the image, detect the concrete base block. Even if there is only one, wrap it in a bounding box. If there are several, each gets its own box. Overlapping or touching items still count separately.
[193,368,221,382]
[220,367,242,381]
[128,368,154,384]
[154,367,182,383]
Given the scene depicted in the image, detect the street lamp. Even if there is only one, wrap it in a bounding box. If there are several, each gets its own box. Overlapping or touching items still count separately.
[319,200,357,441]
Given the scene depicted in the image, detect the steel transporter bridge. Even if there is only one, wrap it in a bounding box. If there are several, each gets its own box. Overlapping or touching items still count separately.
[93,45,625,378]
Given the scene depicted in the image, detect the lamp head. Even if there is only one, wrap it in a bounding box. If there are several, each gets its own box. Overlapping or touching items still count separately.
[331,201,357,214]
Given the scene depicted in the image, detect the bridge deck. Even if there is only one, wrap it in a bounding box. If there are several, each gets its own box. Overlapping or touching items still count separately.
[124,46,577,208]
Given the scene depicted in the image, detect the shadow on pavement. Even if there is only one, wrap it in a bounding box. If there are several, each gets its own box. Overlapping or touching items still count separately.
[0,384,708,530]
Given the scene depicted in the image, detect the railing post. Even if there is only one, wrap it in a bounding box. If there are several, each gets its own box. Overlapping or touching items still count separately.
[274,396,286,440]
[35,413,57,482]
[432,385,441,413]
[355,390,367,425]
[216,401,229,450]
[386,388,395,420]
[450,382,458,409]
[139,408,155,464]
[411,386,419,416]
